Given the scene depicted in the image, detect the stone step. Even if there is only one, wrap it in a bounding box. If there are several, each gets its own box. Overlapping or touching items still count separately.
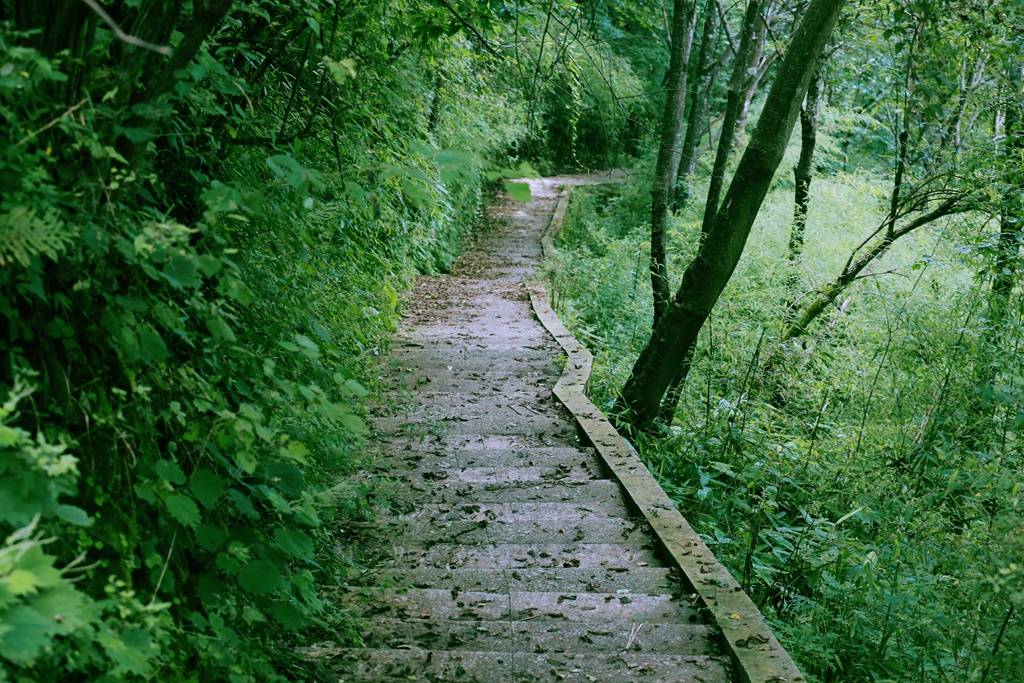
[386,480,625,507]
[350,617,718,655]
[377,400,566,422]
[362,566,681,594]
[376,503,646,545]
[380,541,661,571]
[392,464,600,486]
[375,434,590,453]
[384,374,553,394]
[320,648,731,682]
[369,447,601,473]
[372,413,573,437]
[393,323,549,344]
[343,587,699,624]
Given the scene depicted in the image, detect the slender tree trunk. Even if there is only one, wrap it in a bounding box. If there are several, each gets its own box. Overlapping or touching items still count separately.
[787,63,823,274]
[671,0,719,211]
[732,14,769,147]
[700,0,762,236]
[650,0,700,326]
[617,0,848,430]
[990,93,1023,318]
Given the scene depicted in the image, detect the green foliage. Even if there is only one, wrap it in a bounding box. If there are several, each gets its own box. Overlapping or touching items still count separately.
[0,0,529,679]
[552,133,1024,680]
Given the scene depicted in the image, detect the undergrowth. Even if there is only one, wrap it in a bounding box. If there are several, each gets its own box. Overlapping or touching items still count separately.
[551,118,1024,681]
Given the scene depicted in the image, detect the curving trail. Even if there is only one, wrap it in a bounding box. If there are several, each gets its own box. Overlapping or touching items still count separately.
[330,176,733,682]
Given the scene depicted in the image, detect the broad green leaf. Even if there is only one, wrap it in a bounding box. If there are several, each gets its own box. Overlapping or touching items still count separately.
[161,253,201,289]
[0,604,57,665]
[341,413,368,435]
[273,527,313,559]
[154,459,186,486]
[138,324,168,363]
[238,559,284,595]
[205,313,237,342]
[55,504,93,527]
[164,494,200,527]
[189,469,225,508]
[343,378,369,398]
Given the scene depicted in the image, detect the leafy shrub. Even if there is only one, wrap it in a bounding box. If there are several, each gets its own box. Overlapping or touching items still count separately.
[552,143,1024,681]
[0,2,527,679]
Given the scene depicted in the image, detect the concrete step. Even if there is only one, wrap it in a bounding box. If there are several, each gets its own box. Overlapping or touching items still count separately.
[343,587,699,624]
[375,503,647,545]
[372,413,574,437]
[367,446,601,474]
[393,464,600,486]
[374,434,590,454]
[360,566,681,594]
[386,480,625,507]
[350,617,718,655]
[380,541,661,571]
[376,401,567,424]
[320,647,731,682]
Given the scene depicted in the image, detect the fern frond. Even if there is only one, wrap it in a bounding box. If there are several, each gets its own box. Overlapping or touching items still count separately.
[0,206,75,267]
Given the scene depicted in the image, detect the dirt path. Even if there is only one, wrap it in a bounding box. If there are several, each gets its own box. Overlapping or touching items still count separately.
[329,176,732,682]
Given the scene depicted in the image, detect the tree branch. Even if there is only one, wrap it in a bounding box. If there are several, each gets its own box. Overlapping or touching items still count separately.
[434,0,505,61]
[79,0,172,55]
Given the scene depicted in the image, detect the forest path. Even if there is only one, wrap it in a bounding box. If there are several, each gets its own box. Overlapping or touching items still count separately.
[328,175,732,682]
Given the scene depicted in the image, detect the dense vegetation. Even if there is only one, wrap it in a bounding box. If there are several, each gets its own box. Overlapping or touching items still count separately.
[0,1,639,679]
[550,0,1024,680]
[1,0,1021,681]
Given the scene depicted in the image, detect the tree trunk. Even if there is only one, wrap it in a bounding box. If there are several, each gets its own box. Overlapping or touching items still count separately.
[989,91,1023,319]
[732,14,769,147]
[650,0,700,326]
[787,63,823,271]
[700,0,762,236]
[671,0,719,212]
[617,0,848,430]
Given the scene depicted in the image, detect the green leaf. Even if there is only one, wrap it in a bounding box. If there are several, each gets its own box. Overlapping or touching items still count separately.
[205,313,237,342]
[55,504,93,527]
[273,527,314,559]
[161,253,201,289]
[238,559,285,595]
[293,334,320,361]
[268,600,308,630]
[0,604,57,665]
[343,378,369,398]
[119,127,155,144]
[107,627,154,676]
[503,181,532,203]
[154,459,186,486]
[189,469,225,508]
[282,441,310,465]
[234,450,258,475]
[341,413,368,435]
[30,584,95,634]
[164,494,200,527]
[138,324,168,363]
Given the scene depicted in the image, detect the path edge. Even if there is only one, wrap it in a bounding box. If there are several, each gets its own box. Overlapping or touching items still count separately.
[527,185,806,683]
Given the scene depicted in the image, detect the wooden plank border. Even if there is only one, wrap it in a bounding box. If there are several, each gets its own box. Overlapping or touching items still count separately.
[528,186,806,683]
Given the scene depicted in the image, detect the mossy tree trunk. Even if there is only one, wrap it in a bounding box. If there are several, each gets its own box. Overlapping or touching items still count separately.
[787,64,823,270]
[671,0,720,212]
[650,0,700,326]
[990,86,1023,320]
[617,0,848,430]
[699,0,763,236]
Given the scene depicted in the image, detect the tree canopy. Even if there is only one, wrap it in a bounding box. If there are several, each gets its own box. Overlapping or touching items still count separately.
[1,0,1022,680]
